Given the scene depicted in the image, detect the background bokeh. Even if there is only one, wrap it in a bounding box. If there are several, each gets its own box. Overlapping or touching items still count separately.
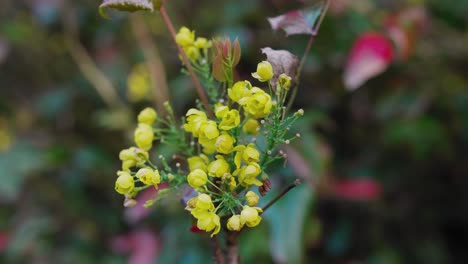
[1,0,468,263]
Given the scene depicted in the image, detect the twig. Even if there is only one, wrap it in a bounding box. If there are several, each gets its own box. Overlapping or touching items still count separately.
[212,236,225,264]
[226,231,240,264]
[130,14,170,115]
[262,179,302,212]
[158,5,214,118]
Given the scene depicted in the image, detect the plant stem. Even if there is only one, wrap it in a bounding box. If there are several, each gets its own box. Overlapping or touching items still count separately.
[226,231,240,264]
[212,236,225,264]
[159,6,214,118]
[262,179,302,212]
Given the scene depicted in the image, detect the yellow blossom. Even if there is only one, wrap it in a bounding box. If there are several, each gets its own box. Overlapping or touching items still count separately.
[227,215,243,231]
[240,206,263,227]
[134,123,154,151]
[196,211,221,237]
[127,64,151,102]
[251,61,273,82]
[242,118,260,135]
[198,120,220,142]
[175,27,195,47]
[187,154,209,172]
[207,155,230,178]
[184,45,200,61]
[187,169,208,188]
[278,73,292,89]
[219,109,240,130]
[201,139,217,155]
[236,162,263,186]
[234,144,260,169]
[228,80,251,104]
[214,103,229,119]
[215,132,235,154]
[115,172,135,195]
[136,168,161,187]
[195,193,215,211]
[184,108,207,137]
[138,107,158,125]
[119,147,148,170]
[245,191,259,206]
[243,87,272,119]
[194,37,212,49]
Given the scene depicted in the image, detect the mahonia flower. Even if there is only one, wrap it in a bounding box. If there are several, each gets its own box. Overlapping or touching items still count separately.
[175,27,195,47]
[278,73,292,89]
[184,109,208,137]
[115,171,135,195]
[134,123,154,150]
[242,119,260,135]
[215,132,235,154]
[219,109,240,130]
[228,81,251,104]
[136,168,161,187]
[234,144,260,169]
[214,103,229,119]
[119,147,148,170]
[194,37,212,49]
[188,154,210,172]
[196,211,221,237]
[185,46,200,61]
[244,87,272,119]
[207,155,230,178]
[198,120,220,142]
[187,169,208,188]
[236,162,263,186]
[251,61,274,82]
[227,215,243,231]
[240,206,263,227]
[245,191,259,206]
[138,107,158,125]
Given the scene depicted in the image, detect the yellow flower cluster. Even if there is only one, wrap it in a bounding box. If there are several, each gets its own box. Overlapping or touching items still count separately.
[176,27,212,62]
[186,194,221,237]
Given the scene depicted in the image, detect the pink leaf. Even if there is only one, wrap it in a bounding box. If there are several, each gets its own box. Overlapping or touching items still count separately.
[343,32,394,91]
[110,229,159,264]
[332,178,382,200]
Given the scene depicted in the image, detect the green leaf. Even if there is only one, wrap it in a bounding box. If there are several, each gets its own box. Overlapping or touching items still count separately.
[99,0,154,19]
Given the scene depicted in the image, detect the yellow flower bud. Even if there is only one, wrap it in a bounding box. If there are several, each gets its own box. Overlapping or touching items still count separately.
[243,87,272,119]
[194,37,212,49]
[234,144,260,169]
[219,109,240,130]
[184,108,207,137]
[134,123,154,151]
[196,193,215,211]
[187,169,208,188]
[227,215,243,231]
[175,27,195,47]
[215,132,235,154]
[242,118,260,135]
[136,168,161,187]
[199,120,220,141]
[240,206,263,227]
[245,191,259,206]
[115,172,135,195]
[184,45,200,61]
[137,107,157,125]
[214,103,229,119]
[236,162,263,186]
[127,64,151,102]
[196,211,221,237]
[119,147,148,170]
[251,61,274,82]
[278,73,292,89]
[207,155,230,178]
[187,154,209,172]
[228,80,251,104]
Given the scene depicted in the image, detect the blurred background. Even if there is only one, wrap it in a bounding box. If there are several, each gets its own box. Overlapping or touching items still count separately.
[1,0,468,263]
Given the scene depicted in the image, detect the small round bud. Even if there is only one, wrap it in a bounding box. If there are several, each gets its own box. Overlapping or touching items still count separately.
[285,140,290,144]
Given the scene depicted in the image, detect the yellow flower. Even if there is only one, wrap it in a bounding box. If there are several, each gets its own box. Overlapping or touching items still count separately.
[175,27,195,47]
[236,163,263,186]
[119,147,148,170]
[184,108,207,137]
[234,144,260,169]
[201,139,216,155]
[228,176,237,191]
[219,109,240,130]
[134,123,154,150]
[195,193,215,211]
[196,211,221,237]
[187,169,208,188]
[243,87,272,119]
[138,107,158,125]
[194,37,212,49]
[227,215,243,231]
[215,132,235,154]
[214,103,229,119]
[127,64,151,102]
[242,118,260,135]
[199,120,220,142]
[251,61,274,82]
[184,45,200,61]
[245,191,259,206]
[187,154,210,172]
[207,155,230,178]
[278,73,292,89]
[115,172,135,195]
[136,168,161,187]
[228,80,251,104]
[240,206,263,227]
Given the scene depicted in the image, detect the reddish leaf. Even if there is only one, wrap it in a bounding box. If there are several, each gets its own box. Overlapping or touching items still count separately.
[343,32,394,91]
[261,47,299,87]
[0,232,8,253]
[332,178,382,200]
[111,229,159,264]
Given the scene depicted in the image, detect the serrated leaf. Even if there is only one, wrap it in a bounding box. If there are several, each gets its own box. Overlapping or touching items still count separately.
[268,1,329,36]
[99,0,154,19]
